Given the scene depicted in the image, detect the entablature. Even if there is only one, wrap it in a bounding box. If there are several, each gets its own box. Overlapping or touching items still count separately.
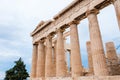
[31,0,112,44]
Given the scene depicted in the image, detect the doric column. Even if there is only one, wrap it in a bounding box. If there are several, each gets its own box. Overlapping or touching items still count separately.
[112,0,120,30]
[87,9,109,76]
[56,28,67,77]
[36,40,45,77]
[69,21,83,77]
[86,41,94,74]
[30,44,38,79]
[106,42,119,64]
[45,35,54,77]
[53,41,57,76]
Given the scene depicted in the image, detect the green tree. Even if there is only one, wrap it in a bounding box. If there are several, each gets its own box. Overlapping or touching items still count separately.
[4,58,29,80]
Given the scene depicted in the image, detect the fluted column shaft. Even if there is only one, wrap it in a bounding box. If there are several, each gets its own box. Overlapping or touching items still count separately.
[86,41,94,74]
[56,29,67,77]
[36,41,45,77]
[87,9,109,76]
[53,41,57,76]
[106,42,119,64]
[45,36,53,77]
[30,44,38,79]
[70,21,83,77]
[113,0,120,30]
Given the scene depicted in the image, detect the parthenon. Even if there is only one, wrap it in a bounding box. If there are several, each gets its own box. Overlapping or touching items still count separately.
[30,0,120,80]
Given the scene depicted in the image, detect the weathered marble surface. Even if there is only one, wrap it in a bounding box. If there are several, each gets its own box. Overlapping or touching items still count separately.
[31,76,120,80]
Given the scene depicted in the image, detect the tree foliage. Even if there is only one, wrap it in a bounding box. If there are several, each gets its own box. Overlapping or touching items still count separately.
[4,58,29,80]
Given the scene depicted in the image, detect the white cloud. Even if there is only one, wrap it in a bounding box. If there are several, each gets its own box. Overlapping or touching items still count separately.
[0,38,23,47]
[16,0,73,20]
[0,47,21,59]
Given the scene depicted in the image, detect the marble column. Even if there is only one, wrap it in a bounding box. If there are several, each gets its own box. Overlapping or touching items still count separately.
[87,9,109,76]
[30,44,38,79]
[45,35,53,77]
[56,29,67,77]
[36,40,45,77]
[69,21,83,77]
[53,41,57,76]
[86,41,94,74]
[112,0,120,30]
[106,42,119,64]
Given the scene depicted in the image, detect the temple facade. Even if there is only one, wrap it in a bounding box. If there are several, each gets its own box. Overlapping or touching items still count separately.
[30,0,120,80]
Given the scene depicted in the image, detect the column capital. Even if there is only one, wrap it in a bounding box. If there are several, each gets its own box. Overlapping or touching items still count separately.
[86,9,99,17]
[38,39,45,43]
[68,20,80,25]
[56,28,65,33]
[33,42,38,45]
[46,34,53,40]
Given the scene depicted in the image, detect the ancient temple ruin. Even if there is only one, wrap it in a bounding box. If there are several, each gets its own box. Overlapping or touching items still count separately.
[30,0,120,80]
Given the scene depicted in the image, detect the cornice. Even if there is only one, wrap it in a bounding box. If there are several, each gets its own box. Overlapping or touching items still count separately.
[53,0,82,20]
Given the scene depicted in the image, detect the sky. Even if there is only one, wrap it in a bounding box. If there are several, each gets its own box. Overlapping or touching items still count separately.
[0,0,120,79]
